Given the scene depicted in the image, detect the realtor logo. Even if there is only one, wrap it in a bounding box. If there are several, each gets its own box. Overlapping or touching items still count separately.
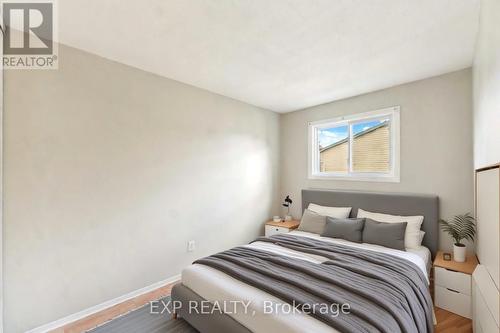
[2,0,58,69]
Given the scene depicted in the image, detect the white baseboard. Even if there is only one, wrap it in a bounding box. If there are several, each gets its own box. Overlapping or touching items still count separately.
[26,274,181,333]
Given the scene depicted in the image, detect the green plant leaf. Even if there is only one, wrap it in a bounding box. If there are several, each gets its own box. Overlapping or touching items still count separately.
[439,213,476,244]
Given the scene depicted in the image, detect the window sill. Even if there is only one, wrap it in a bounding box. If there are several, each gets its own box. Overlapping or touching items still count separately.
[308,173,400,183]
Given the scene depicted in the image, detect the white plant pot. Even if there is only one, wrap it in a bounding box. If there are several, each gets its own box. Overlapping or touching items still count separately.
[453,244,466,262]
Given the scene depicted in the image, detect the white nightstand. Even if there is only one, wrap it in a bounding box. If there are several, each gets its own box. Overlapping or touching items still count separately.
[264,220,300,237]
[433,251,479,319]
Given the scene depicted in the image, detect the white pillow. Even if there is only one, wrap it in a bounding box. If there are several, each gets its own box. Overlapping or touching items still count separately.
[418,231,425,246]
[308,203,352,219]
[357,208,424,249]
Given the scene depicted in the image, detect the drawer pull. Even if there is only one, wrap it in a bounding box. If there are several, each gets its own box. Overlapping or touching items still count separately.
[445,268,458,273]
[446,288,460,293]
[275,228,279,231]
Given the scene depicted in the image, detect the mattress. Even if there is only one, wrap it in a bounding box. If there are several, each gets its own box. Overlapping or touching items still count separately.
[181,231,431,333]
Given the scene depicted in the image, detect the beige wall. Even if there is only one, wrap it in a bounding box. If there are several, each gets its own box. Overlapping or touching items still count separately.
[280,69,473,251]
[473,0,500,169]
[352,125,390,172]
[3,45,280,332]
[320,142,348,172]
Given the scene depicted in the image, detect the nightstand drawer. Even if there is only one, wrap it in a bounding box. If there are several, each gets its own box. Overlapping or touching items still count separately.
[435,266,471,295]
[265,225,290,237]
[435,285,471,318]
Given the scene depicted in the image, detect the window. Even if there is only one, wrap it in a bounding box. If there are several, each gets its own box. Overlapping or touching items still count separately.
[308,106,400,182]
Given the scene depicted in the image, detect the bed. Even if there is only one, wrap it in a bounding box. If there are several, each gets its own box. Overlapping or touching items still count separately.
[172,189,439,333]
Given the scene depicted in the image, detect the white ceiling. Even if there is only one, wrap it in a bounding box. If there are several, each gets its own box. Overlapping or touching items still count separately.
[59,0,480,113]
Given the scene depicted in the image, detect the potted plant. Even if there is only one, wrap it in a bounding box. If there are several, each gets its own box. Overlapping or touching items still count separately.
[439,213,476,262]
[282,195,293,221]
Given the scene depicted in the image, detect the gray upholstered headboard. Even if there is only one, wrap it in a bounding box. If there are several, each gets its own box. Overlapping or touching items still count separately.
[302,189,439,257]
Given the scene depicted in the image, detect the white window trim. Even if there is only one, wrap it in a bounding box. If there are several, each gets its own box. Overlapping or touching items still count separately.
[308,106,400,182]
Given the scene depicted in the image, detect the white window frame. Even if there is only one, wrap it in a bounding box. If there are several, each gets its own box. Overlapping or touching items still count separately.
[308,106,400,182]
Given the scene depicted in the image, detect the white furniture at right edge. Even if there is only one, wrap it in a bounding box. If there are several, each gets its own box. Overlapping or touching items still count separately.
[473,164,500,333]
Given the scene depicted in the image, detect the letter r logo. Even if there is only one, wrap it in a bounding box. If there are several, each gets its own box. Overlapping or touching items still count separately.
[3,2,53,55]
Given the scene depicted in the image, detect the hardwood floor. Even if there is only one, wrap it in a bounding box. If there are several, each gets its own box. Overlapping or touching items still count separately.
[435,307,473,333]
[49,282,176,333]
[52,283,472,333]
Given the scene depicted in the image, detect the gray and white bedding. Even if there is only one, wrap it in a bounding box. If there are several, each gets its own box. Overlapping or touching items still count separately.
[181,230,433,333]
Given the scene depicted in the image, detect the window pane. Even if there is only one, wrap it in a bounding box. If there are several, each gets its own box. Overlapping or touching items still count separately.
[318,125,348,172]
[351,119,390,172]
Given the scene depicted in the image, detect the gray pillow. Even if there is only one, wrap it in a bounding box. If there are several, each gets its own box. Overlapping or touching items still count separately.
[298,209,327,234]
[321,217,365,243]
[362,218,407,251]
